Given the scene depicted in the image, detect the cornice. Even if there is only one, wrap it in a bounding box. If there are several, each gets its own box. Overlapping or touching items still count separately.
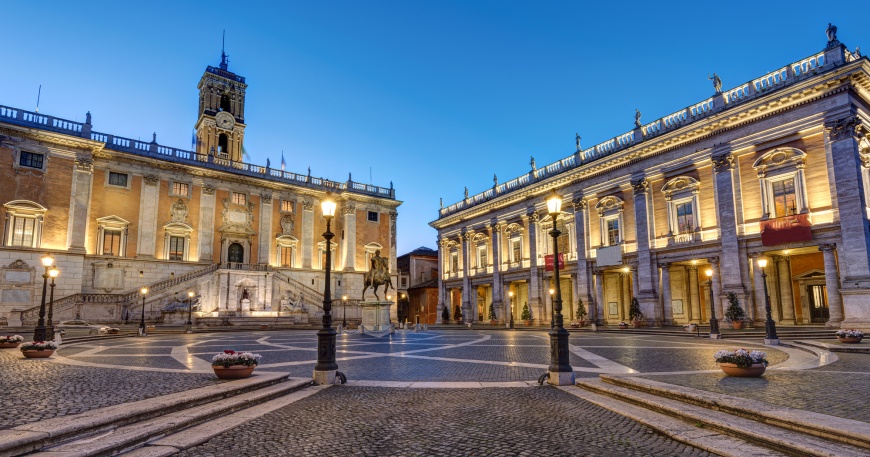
[0,124,104,154]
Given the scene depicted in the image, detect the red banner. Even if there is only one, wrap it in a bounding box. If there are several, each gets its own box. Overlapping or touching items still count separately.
[544,253,565,272]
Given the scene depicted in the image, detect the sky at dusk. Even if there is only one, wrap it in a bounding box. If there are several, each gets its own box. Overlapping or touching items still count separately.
[2,1,869,255]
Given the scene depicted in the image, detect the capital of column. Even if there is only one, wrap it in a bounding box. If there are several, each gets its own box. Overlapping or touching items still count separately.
[527,210,539,223]
[712,153,735,173]
[707,256,720,265]
[819,243,837,252]
[658,262,671,269]
[74,157,94,173]
[825,115,861,142]
[630,177,649,195]
[143,174,160,186]
[202,185,216,196]
[260,193,273,205]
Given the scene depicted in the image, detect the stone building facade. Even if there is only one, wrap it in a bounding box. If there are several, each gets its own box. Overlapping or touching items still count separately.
[0,53,400,326]
[396,247,439,324]
[430,28,870,330]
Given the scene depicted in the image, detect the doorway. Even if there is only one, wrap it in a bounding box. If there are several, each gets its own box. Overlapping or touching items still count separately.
[228,243,244,263]
[807,284,829,323]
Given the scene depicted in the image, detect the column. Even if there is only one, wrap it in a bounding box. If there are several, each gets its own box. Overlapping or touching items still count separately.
[660,263,672,325]
[819,244,843,326]
[750,253,766,322]
[341,203,356,271]
[526,211,542,312]
[825,116,870,323]
[389,211,398,274]
[572,199,593,308]
[436,238,447,324]
[461,230,472,320]
[490,221,504,310]
[630,176,658,322]
[301,201,313,268]
[620,272,630,321]
[67,158,94,253]
[592,270,604,323]
[136,174,160,258]
[775,256,796,324]
[688,266,701,324]
[709,257,723,322]
[712,149,748,297]
[197,185,216,262]
[257,194,273,264]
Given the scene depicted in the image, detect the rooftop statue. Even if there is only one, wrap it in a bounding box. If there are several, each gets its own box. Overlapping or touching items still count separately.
[575,133,582,152]
[530,156,536,171]
[708,73,722,94]
[826,23,837,43]
[634,109,642,129]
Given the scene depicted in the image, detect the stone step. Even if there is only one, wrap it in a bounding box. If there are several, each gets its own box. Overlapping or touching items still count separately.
[29,378,314,456]
[577,378,868,457]
[560,386,788,457]
[0,373,304,457]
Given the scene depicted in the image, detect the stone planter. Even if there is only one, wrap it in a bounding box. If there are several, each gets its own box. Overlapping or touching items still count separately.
[718,363,766,377]
[632,321,643,328]
[0,342,20,349]
[732,321,744,330]
[21,349,54,359]
[524,320,532,326]
[837,337,863,344]
[213,365,256,379]
[490,320,499,325]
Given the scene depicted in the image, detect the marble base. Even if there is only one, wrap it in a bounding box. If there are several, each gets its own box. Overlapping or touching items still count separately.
[764,338,780,346]
[313,369,336,385]
[548,371,576,386]
[360,301,393,332]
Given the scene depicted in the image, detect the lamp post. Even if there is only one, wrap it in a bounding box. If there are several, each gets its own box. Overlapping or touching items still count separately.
[705,268,721,339]
[139,287,148,337]
[546,191,574,385]
[186,291,195,334]
[33,254,55,342]
[508,290,515,329]
[314,195,339,384]
[342,295,348,327]
[549,288,555,328]
[757,258,779,345]
[47,267,59,339]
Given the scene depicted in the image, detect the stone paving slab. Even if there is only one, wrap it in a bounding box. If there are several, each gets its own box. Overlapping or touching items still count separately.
[176,386,713,457]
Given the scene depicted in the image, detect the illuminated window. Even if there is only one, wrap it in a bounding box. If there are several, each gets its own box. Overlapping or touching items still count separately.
[511,238,522,263]
[477,245,487,268]
[595,196,625,247]
[163,222,193,261]
[450,251,459,272]
[675,202,694,234]
[10,217,36,247]
[95,216,129,257]
[171,182,189,197]
[102,231,122,256]
[771,178,796,217]
[281,200,294,212]
[606,218,620,245]
[276,235,298,267]
[168,236,185,261]
[3,200,46,248]
[752,148,808,220]
[232,192,247,205]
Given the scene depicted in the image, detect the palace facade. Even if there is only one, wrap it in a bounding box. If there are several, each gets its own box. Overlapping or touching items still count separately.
[430,28,870,330]
[0,52,400,327]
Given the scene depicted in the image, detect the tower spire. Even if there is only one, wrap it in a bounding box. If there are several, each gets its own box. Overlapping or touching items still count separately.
[219,30,229,71]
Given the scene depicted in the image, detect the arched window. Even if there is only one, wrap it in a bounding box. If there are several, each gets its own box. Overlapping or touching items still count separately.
[220,94,231,112]
[218,134,229,157]
[3,200,46,248]
[163,222,193,261]
[752,148,808,219]
[276,235,298,268]
[96,216,130,257]
[595,196,625,247]
[661,176,701,244]
[504,223,524,264]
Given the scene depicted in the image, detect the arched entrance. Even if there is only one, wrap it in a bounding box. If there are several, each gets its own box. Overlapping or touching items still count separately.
[228,243,244,263]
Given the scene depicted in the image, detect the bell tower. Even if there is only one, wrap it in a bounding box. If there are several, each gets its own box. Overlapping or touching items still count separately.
[195,38,247,162]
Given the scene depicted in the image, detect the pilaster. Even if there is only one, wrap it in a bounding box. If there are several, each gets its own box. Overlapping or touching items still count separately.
[712,149,747,297]
[461,230,472,319]
[630,176,659,323]
[197,185,216,262]
[341,202,356,271]
[688,266,701,324]
[67,157,94,253]
[660,263,672,325]
[301,201,314,268]
[489,220,504,309]
[136,174,160,259]
[257,193,273,264]
[819,243,843,326]
[526,210,541,308]
[572,199,592,310]
[774,255,796,325]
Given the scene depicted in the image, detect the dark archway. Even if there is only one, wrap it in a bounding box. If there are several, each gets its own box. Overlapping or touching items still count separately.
[228,242,244,263]
[218,134,229,155]
[220,94,231,112]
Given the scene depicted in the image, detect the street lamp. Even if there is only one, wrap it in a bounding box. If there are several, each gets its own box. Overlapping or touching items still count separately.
[33,254,55,342]
[186,291,195,334]
[47,267,59,339]
[314,195,340,384]
[757,258,779,345]
[549,288,555,328]
[545,191,574,385]
[508,290,515,329]
[139,287,148,337]
[342,295,348,327]
[705,268,721,339]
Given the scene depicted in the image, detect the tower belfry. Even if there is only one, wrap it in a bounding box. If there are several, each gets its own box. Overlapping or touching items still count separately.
[195,32,247,162]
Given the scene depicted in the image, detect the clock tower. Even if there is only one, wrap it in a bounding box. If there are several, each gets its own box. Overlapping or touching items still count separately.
[195,47,247,162]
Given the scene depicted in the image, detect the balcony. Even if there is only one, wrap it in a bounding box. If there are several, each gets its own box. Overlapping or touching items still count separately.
[760,213,812,246]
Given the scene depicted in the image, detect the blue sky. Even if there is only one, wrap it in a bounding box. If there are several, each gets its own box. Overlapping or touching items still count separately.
[2,1,868,255]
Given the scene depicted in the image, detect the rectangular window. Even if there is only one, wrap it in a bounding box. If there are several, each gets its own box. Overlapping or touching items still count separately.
[10,217,36,247]
[477,245,487,268]
[281,200,294,212]
[606,218,620,246]
[511,238,522,262]
[19,151,44,169]
[675,202,694,234]
[555,221,569,254]
[232,192,247,205]
[102,230,122,256]
[279,246,294,267]
[772,178,796,217]
[171,182,189,197]
[451,252,459,272]
[368,211,379,222]
[108,172,128,187]
[168,236,184,261]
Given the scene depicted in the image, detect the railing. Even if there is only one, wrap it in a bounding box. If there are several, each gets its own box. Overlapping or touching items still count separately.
[437,47,844,219]
[673,233,694,244]
[270,268,324,307]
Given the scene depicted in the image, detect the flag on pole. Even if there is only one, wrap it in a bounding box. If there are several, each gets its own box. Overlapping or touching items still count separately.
[281,150,286,171]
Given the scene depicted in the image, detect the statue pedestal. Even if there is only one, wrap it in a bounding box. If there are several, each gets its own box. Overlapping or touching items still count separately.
[360,301,393,334]
[241,299,251,316]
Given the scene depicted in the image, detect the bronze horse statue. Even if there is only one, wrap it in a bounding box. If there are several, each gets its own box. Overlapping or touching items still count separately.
[362,251,393,300]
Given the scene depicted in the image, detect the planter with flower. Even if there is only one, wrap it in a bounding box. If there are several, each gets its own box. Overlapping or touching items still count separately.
[521,303,532,326]
[211,350,262,379]
[571,299,588,328]
[20,341,58,358]
[0,335,24,349]
[724,292,746,330]
[617,322,628,329]
[714,349,768,377]
[835,329,864,344]
[629,298,644,328]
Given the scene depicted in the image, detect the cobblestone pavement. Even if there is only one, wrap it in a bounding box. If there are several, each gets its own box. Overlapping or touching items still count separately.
[176,386,713,457]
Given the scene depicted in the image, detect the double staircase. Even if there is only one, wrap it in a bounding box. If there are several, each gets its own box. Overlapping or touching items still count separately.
[566,375,870,456]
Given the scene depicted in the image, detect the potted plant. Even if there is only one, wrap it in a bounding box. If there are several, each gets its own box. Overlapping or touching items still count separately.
[714,348,768,377]
[453,305,463,324]
[617,321,628,329]
[629,298,644,328]
[20,340,58,358]
[521,302,532,325]
[572,299,588,328]
[211,350,262,379]
[441,305,450,323]
[0,335,24,349]
[488,302,498,325]
[835,329,864,344]
[724,292,745,329]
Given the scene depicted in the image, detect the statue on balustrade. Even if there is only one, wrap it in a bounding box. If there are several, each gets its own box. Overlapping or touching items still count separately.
[530,156,536,170]
[708,73,722,94]
[362,250,393,300]
[575,133,582,152]
[634,109,642,129]
[826,23,837,43]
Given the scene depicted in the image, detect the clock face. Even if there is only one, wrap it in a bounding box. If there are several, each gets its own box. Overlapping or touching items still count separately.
[215,111,235,130]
